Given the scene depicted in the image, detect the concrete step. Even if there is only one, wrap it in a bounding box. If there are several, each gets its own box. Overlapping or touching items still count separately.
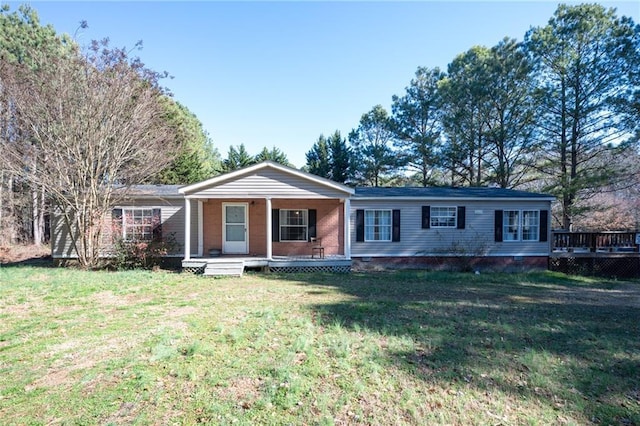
[203,261,244,277]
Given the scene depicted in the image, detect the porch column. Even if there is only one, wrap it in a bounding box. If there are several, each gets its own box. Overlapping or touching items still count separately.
[197,200,204,257]
[266,197,272,260]
[184,198,191,260]
[344,198,351,259]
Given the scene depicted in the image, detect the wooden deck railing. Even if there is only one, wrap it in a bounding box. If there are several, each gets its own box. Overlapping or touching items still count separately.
[552,231,639,253]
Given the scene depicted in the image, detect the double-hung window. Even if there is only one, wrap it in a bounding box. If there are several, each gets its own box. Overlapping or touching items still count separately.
[430,206,457,228]
[280,209,308,241]
[503,210,539,241]
[364,209,392,242]
[521,210,540,241]
[123,208,154,241]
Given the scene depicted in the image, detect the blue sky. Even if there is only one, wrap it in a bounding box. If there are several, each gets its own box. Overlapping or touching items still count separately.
[14,1,640,168]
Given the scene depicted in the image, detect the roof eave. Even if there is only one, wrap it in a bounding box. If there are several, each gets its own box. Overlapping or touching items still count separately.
[120,195,184,199]
[353,196,556,202]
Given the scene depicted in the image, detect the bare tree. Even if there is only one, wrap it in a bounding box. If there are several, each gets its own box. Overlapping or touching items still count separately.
[0,40,178,267]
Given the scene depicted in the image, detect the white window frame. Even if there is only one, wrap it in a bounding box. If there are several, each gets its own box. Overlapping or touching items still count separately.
[364,209,392,242]
[430,206,457,228]
[521,210,540,242]
[121,207,155,242]
[503,210,539,242]
[279,209,308,242]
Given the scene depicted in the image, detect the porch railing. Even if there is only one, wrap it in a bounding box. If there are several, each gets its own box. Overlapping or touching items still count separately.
[552,231,639,253]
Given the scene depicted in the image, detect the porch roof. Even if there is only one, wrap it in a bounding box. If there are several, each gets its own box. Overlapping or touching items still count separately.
[179,161,355,199]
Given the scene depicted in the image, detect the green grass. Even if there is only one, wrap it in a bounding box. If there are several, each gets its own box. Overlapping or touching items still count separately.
[0,266,638,425]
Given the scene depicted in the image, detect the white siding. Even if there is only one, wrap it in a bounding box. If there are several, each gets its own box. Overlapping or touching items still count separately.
[187,169,349,199]
[350,199,551,257]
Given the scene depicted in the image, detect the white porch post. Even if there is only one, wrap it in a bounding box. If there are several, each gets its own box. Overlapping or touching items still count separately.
[344,198,351,259]
[197,200,203,257]
[266,198,272,260]
[184,198,191,260]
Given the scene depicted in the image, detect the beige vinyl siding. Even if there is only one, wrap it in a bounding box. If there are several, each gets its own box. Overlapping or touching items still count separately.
[350,199,552,257]
[186,169,349,199]
[51,205,78,258]
[51,198,198,258]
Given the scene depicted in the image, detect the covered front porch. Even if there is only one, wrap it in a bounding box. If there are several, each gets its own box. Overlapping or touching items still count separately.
[177,161,355,275]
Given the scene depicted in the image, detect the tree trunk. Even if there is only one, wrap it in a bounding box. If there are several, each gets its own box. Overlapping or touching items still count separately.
[476,132,483,186]
[0,170,4,243]
[8,174,15,244]
[560,78,571,230]
[32,186,42,246]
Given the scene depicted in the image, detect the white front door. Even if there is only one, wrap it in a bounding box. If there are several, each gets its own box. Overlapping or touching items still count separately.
[223,203,248,254]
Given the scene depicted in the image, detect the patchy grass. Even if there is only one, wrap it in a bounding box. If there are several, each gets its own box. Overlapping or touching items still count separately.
[0,266,638,425]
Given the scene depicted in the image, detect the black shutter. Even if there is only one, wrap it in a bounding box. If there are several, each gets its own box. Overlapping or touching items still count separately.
[422,206,430,229]
[152,208,162,240]
[457,206,466,229]
[356,209,364,242]
[112,208,123,241]
[539,210,548,242]
[392,209,401,242]
[494,210,503,242]
[272,209,280,242]
[308,209,317,241]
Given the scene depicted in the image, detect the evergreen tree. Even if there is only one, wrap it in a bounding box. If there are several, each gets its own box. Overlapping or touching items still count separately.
[221,144,255,172]
[349,105,403,187]
[305,134,331,178]
[482,38,539,189]
[0,4,75,245]
[254,146,292,166]
[439,46,493,187]
[525,4,640,229]
[327,131,352,184]
[391,67,445,187]
[154,99,220,184]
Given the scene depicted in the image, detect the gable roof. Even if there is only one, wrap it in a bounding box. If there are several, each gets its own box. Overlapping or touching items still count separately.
[179,161,355,196]
[355,186,554,200]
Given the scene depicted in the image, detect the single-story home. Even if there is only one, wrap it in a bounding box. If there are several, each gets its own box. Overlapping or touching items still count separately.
[51,161,554,274]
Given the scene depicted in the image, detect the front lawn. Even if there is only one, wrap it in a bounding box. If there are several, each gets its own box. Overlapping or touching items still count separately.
[0,267,638,424]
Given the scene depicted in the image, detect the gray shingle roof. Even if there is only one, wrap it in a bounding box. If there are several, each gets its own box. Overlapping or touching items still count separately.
[354,186,553,199]
[116,184,552,199]
[120,185,183,197]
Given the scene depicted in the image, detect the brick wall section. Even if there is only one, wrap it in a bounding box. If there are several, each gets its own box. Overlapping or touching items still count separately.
[352,256,548,272]
[203,199,266,256]
[202,198,343,257]
[202,200,222,254]
[273,199,343,256]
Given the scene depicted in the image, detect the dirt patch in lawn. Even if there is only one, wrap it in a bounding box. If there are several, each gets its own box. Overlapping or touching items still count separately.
[215,376,263,409]
[0,244,51,265]
[25,356,98,391]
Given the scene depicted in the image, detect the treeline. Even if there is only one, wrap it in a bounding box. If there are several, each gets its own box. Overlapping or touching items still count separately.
[1,3,639,253]
[304,4,640,231]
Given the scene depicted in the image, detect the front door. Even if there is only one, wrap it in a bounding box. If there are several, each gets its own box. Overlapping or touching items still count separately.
[222,203,248,254]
